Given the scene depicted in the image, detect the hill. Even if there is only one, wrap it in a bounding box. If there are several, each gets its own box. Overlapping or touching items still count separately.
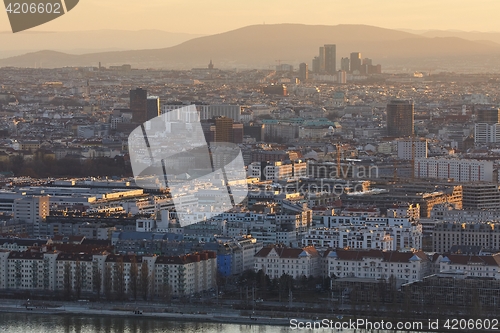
[1,24,499,69]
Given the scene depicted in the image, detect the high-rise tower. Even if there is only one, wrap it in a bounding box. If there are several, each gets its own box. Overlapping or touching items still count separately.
[324,44,336,74]
[387,100,414,137]
[130,88,148,124]
[350,52,362,73]
[299,63,308,82]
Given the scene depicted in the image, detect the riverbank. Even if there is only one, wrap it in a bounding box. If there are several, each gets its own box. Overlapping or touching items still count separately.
[0,301,292,327]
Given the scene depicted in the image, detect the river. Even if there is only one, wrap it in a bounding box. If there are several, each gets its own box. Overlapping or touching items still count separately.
[0,312,442,333]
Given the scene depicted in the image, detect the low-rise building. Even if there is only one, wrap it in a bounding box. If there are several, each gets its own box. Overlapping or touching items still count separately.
[325,249,430,284]
[254,246,321,279]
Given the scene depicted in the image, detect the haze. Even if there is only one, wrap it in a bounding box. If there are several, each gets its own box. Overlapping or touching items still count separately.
[1,0,500,34]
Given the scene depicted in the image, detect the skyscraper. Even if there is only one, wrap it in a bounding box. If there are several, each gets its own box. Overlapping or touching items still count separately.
[312,57,320,73]
[340,57,350,72]
[146,96,160,121]
[318,46,326,72]
[215,116,234,143]
[387,100,414,137]
[324,44,336,74]
[298,63,308,82]
[130,88,148,124]
[476,106,500,124]
[350,52,362,73]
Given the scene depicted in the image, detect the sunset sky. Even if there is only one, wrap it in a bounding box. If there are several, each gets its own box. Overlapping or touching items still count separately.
[1,0,500,33]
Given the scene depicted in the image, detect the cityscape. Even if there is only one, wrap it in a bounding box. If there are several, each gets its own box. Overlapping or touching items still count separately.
[2,2,500,332]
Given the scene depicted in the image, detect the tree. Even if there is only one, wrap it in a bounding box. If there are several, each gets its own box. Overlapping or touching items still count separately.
[10,155,24,176]
[129,256,139,300]
[92,265,102,300]
[140,260,150,301]
[74,260,82,300]
[113,258,125,300]
[63,262,72,301]
[104,265,112,301]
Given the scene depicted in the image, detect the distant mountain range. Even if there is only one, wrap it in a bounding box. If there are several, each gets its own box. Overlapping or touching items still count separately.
[1,24,500,70]
[0,29,204,59]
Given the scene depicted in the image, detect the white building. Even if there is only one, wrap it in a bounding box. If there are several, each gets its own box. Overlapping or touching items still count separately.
[201,105,242,121]
[13,196,49,224]
[414,157,493,182]
[397,139,428,160]
[437,254,500,279]
[474,123,500,144]
[325,249,430,284]
[0,251,217,298]
[248,160,307,181]
[321,215,422,250]
[254,246,321,279]
[302,227,393,251]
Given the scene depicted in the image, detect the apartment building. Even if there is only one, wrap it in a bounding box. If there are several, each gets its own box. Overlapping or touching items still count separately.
[397,139,428,160]
[0,251,216,298]
[217,236,263,277]
[414,158,493,182]
[321,215,423,250]
[437,254,500,279]
[153,252,217,297]
[302,227,394,251]
[433,221,500,253]
[254,246,321,279]
[325,249,430,284]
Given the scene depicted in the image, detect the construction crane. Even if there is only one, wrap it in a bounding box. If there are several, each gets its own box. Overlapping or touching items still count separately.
[336,144,348,178]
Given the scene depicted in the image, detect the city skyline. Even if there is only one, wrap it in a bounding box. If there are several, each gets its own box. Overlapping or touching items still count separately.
[1,0,500,34]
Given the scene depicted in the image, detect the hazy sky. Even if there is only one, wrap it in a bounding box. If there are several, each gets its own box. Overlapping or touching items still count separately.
[1,0,500,34]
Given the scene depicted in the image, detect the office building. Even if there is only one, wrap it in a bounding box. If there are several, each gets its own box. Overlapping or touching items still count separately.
[298,63,308,82]
[146,96,160,121]
[350,52,362,73]
[476,106,500,124]
[386,100,414,137]
[324,44,336,74]
[462,183,500,210]
[215,117,234,143]
[433,222,500,253]
[312,57,320,73]
[340,57,350,72]
[318,46,326,72]
[474,123,500,143]
[130,88,148,123]
[201,117,244,144]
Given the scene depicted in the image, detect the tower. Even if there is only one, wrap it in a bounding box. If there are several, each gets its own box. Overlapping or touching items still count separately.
[318,46,326,72]
[147,96,160,121]
[215,116,234,143]
[476,106,500,124]
[312,57,320,73]
[299,63,308,82]
[340,57,350,72]
[350,52,362,73]
[130,88,148,124]
[324,44,336,74]
[387,100,414,137]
